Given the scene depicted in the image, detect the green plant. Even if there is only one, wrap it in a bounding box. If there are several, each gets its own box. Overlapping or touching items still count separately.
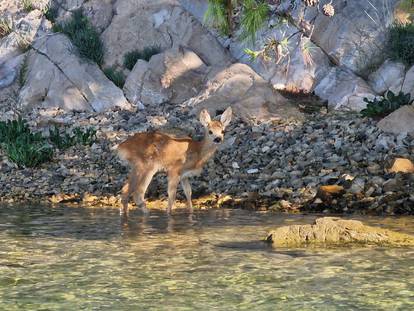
[21,0,34,12]
[72,127,97,146]
[103,67,126,88]
[0,17,13,38]
[204,0,231,35]
[2,136,53,168]
[388,22,414,66]
[49,125,76,149]
[0,117,31,144]
[0,118,53,168]
[361,90,413,118]
[43,4,59,23]
[123,46,161,70]
[49,125,97,149]
[239,0,269,42]
[53,9,104,65]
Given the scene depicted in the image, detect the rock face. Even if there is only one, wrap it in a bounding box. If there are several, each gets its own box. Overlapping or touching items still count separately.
[314,67,375,110]
[266,217,414,247]
[19,34,131,112]
[377,105,414,134]
[101,0,232,68]
[123,47,209,107]
[402,66,414,98]
[185,63,303,122]
[369,60,406,94]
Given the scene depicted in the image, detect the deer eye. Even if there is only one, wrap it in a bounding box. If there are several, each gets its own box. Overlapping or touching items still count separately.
[208,130,213,135]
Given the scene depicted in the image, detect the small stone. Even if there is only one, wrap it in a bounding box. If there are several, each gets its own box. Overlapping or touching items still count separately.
[388,158,414,174]
[232,162,240,169]
[247,168,259,174]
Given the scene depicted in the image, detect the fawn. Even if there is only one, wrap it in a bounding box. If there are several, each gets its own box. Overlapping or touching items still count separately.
[117,107,232,215]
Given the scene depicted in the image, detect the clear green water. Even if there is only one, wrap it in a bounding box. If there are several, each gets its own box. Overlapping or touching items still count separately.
[0,205,414,310]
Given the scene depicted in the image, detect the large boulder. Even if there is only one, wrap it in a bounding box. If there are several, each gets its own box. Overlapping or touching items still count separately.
[123,47,209,107]
[185,63,303,122]
[402,65,414,98]
[368,60,406,94]
[19,34,131,112]
[377,105,414,134]
[266,217,414,247]
[314,67,376,111]
[101,0,232,68]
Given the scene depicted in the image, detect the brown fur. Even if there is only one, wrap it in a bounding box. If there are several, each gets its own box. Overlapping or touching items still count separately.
[117,107,232,215]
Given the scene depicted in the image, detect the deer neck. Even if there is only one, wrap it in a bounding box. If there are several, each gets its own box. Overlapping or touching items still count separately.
[189,136,219,169]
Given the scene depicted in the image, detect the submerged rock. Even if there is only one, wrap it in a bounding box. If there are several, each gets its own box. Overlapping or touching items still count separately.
[266,217,414,247]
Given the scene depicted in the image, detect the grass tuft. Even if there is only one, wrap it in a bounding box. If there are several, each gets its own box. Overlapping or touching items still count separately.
[388,22,414,66]
[103,67,126,88]
[53,9,104,65]
[0,17,13,38]
[123,46,161,70]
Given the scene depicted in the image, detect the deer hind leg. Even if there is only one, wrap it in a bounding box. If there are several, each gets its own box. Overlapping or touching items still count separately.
[133,168,156,215]
[120,169,138,216]
[180,178,193,214]
[167,170,180,215]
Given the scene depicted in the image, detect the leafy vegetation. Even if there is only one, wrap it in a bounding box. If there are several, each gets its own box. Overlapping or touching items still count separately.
[388,22,414,66]
[0,118,53,168]
[361,91,413,118]
[21,0,34,12]
[49,125,97,149]
[103,67,126,88]
[123,46,161,70]
[239,0,269,42]
[0,118,97,168]
[53,9,104,65]
[0,17,13,38]
[43,4,59,23]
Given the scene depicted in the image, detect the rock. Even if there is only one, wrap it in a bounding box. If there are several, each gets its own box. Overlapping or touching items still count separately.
[368,60,406,94]
[123,47,209,107]
[349,177,365,194]
[377,105,414,134]
[19,34,131,112]
[266,217,414,247]
[101,0,232,68]
[314,67,376,111]
[309,0,400,74]
[316,185,345,202]
[402,65,414,98]
[82,0,114,33]
[0,53,25,89]
[388,158,414,174]
[187,63,303,123]
[382,178,402,193]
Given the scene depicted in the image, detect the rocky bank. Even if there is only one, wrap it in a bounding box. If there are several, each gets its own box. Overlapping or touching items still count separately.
[0,0,414,214]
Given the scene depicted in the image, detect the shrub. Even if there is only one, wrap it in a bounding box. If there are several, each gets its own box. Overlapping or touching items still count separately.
[53,9,104,65]
[103,67,126,88]
[0,118,53,168]
[361,90,413,118]
[123,46,161,70]
[0,17,13,38]
[44,4,59,23]
[49,125,97,149]
[388,22,414,66]
[21,0,34,12]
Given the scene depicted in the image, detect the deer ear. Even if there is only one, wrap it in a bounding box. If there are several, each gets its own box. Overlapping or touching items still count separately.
[199,109,211,127]
[220,106,232,128]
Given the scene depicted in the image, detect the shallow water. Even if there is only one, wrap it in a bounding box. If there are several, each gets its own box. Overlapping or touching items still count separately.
[0,205,413,310]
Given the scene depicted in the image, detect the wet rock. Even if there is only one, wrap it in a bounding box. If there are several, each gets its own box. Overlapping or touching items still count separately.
[266,217,414,247]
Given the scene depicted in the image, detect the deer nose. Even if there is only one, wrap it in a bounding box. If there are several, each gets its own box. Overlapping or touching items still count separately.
[214,137,222,143]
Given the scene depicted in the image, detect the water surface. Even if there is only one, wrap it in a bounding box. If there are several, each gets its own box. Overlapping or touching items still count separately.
[0,205,413,310]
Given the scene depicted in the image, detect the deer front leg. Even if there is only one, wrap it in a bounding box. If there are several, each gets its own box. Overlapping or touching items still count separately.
[120,170,138,216]
[180,178,193,214]
[167,170,180,214]
[133,168,156,215]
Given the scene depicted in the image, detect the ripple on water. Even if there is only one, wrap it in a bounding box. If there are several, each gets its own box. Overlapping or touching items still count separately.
[0,205,413,310]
